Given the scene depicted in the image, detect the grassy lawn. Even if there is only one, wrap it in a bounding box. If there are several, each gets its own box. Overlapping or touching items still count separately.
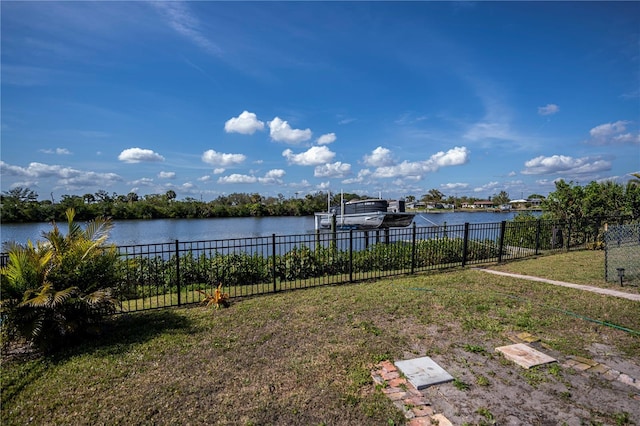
[489,249,640,293]
[2,251,639,425]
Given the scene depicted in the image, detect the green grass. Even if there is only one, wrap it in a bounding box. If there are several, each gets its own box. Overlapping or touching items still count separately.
[2,251,640,425]
[489,250,639,292]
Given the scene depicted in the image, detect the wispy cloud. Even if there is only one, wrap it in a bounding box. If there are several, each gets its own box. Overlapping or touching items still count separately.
[39,148,72,155]
[150,1,222,56]
[538,104,559,116]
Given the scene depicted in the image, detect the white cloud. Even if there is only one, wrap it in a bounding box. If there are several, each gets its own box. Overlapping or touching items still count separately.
[268,117,312,144]
[282,146,335,166]
[198,175,211,182]
[538,104,559,116]
[342,169,371,184]
[158,171,176,179]
[316,133,336,145]
[588,120,639,145]
[118,147,165,163]
[213,168,225,174]
[314,162,351,178]
[1,161,122,188]
[216,169,285,185]
[259,169,286,184]
[373,147,469,179]
[508,171,517,177]
[217,174,257,184]
[224,111,265,135]
[363,147,395,167]
[441,182,469,190]
[473,181,500,193]
[129,178,154,187]
[39,148,71,155]
[522,155,612,175]
[201,149,246,166]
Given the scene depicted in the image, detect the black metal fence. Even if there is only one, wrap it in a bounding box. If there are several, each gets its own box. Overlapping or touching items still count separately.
[111,218,600,312]
[0,217,615,312]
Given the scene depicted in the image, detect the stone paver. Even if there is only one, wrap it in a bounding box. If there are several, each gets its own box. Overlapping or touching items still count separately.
[371,361,453,426]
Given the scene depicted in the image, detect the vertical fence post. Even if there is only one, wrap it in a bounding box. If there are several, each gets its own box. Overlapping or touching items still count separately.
[175,240,181,306]
[567,221,572,251]
[272,234,277,293]
[535,219,541,255]
[331,215,337,249]
[411,222,417,274]
[349,229,354,283]
[498,221,506,263]
[461,223,470,267]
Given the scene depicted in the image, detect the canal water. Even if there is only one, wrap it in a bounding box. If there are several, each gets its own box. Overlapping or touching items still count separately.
[1,211,538,247]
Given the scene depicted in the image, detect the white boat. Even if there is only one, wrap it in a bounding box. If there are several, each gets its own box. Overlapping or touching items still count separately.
[315,198,415,230]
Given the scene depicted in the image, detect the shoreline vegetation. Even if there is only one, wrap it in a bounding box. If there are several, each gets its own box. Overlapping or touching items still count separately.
[5,178,633,224]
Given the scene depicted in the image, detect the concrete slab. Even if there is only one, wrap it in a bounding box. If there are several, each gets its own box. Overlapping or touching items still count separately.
[496,343,556,369]
[395,357,454,390]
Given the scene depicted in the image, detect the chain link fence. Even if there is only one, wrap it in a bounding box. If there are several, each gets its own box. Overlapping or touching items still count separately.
[605,223,640,285]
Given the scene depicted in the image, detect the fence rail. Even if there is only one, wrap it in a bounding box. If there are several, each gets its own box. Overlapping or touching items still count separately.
[107,218,602,313]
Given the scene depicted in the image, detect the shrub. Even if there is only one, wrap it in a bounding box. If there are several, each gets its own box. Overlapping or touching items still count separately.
[0,209,120,351]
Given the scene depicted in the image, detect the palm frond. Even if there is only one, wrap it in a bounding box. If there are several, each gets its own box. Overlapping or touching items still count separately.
[83,217,114,244]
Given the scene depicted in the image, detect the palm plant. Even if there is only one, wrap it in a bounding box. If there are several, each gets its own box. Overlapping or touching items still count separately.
[1,208,120,351]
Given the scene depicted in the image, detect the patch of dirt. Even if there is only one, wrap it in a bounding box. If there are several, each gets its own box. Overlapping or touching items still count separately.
[393,325,640,425]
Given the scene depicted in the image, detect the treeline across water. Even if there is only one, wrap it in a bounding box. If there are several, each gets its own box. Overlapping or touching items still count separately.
[0,189,332,223]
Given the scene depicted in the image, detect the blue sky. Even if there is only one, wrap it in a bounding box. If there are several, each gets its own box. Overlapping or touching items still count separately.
[1,1,639,202]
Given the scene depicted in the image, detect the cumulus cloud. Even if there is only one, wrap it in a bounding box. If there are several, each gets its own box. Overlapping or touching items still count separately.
[316,133,337,145]
[129,178,154,187]
[268,117,312,144]
[259,169,286,184]
[363,147,395,167]
[213,168,225,174]
[1,160,123,189]
[342,169,371,184]
[217,174,257,184]
[441,182,469,190]
[373,147,469,179]
[118,148,165,163]
[39,148,71,155]
[538,104,559,116]
[522,155,612,175]
[588,120,639,145]
[198,175,211,182]
[473,181,500,193]
[224,111,265,135]
[216,169,286,185]
[314,162,351,178]
[201,149,246,166]
[282,146,335,166]
[158,171,176,179]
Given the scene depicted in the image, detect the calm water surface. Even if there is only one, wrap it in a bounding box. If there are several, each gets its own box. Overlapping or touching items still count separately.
[1,211,537,247]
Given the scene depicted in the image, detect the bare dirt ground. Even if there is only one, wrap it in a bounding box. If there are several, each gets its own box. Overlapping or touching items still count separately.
[390,321,640,425]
